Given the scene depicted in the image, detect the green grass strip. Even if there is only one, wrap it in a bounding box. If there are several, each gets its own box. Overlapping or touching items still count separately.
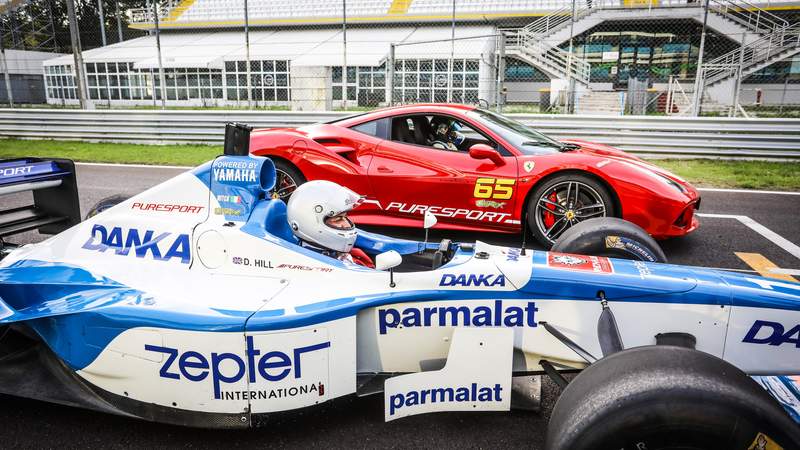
[652,159,800,191]
[0,139,220,166]
[0,139,798,191]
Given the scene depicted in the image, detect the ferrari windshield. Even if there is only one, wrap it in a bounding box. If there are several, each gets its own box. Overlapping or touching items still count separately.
[467,109,565,155]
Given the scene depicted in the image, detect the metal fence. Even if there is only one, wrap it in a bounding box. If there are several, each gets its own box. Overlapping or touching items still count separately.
[3,0,800,117]
[0,108,798,158]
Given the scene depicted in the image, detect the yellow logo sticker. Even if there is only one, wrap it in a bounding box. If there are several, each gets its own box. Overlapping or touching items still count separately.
[748,432,783,450]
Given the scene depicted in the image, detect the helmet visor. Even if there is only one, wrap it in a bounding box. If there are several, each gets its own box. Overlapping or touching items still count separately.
[324,213,355,231]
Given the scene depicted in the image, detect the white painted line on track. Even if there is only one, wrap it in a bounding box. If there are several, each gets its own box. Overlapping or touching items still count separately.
[770,268,800,276]
[697,187,800,196]
[75,162,191,170]
[697,213,800,261]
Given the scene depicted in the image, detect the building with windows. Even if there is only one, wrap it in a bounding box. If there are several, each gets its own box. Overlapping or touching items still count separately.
[44,25,497,109]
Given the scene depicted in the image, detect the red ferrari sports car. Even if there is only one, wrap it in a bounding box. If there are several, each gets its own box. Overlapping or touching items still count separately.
[250,104,700,247]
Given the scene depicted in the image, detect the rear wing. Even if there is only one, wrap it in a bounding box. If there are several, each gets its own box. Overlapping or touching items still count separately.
[0,158,81,239]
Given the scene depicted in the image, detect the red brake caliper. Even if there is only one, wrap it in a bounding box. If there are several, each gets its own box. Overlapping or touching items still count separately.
[280,175,292,193]
[543,191,558,228]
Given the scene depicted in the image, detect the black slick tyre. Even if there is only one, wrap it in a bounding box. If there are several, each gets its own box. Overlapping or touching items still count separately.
[85,194,130,220]
[545,345,800,450]
[551,216,667,263]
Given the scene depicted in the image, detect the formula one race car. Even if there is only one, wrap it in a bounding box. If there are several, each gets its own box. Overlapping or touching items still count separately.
[250,104,701,247]
[0,126,798,450]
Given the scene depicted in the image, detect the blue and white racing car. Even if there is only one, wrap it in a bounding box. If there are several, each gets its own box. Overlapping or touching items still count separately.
[0,126,799,450]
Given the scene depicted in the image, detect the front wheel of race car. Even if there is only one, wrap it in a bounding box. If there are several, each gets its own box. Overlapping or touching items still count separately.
[273,160,306,202]
[545,346,800,450]
[551,217,667,263]
[85,194,131,220]
[527,173,616,248]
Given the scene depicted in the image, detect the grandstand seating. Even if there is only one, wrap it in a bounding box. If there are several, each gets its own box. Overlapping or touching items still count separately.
[407,0,549,14]
[131,0,553,26]
[175,0,393,22]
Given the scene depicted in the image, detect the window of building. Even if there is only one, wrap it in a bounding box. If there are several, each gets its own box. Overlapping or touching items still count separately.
[574,21,713,84]
[504,58,549,82]
[43,65,76,100]
[149,67,224,101]
[224,60,290,103]
[82,63,224,102]
[748,56,800,83]
[332,64,386,106]
[392,58,479,105]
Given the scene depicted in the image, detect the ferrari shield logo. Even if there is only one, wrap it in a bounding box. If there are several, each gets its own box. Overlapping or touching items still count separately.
[523,161,535,172]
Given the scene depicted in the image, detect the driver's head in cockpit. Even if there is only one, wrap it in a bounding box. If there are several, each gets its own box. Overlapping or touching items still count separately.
[286,180,373,267]
[429,117,465,151]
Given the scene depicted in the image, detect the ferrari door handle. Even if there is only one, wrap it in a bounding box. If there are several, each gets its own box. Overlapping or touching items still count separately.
[376,166,394,173]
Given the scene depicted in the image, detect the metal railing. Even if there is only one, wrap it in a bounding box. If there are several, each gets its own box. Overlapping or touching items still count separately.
[708,0,788,36]
[515,0,787,40]
[665,76,694,116]
[505,0,791,90]
[129,1,179,24]
[520,5,582,37]
[505,31,591,84]
[0,109,798,159]
[702,23,800,86]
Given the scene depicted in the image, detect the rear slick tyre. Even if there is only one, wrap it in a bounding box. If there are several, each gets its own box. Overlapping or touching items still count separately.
[545,346,800,450]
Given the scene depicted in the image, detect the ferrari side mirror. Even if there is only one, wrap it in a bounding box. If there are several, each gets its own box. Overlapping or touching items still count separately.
[375,250,402,288]
[469,144,505,166]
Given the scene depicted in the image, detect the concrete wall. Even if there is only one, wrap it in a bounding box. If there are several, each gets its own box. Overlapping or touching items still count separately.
[505,81,550,103]
[739,83,800,105]
[290,65,332,111]
[653,80,800,106]
[4,50,67,75]
[0,75,46,103]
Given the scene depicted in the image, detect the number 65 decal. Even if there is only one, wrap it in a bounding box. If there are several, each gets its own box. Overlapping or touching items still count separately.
[474,178,515,200]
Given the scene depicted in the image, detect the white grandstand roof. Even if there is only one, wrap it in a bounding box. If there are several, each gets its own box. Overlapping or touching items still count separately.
[291,27,416,67]
[394,26,497,59]
[44,25,496,68]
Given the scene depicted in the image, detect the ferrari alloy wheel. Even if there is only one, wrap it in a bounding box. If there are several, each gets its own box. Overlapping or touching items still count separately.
[529,174,615,248]
[273,161,306,202]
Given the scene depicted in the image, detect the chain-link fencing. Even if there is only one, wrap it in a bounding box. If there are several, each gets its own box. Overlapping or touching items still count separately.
[2,0,800,116]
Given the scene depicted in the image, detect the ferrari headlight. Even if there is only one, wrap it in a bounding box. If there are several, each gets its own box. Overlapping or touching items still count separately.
[624,162,689,195]
[658,174,687,194]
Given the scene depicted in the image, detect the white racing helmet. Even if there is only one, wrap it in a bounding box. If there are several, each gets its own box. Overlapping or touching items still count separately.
[286,180,363,253]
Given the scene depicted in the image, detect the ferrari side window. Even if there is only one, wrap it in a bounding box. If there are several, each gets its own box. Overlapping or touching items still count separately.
[353,120,378,136]
[427,115,495,153]
[351,118,389,139]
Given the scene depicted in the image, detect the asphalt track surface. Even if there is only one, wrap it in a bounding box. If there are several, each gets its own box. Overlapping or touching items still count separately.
[2,164,799,449]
